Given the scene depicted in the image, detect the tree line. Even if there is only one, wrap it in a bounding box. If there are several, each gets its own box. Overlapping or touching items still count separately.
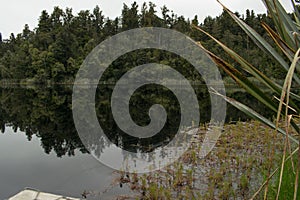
[0,2,287,83]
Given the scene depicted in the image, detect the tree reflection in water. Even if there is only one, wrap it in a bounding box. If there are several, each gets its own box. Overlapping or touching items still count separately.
[0,85,274,158]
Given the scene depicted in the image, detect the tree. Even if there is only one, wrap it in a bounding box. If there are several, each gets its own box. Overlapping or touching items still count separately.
[92,5,104,34]
[140,2,162,27]
[51,6,64,30]
[173,16,190,33]
[190,15,201,40]
[22,24,31,40]
[103,17,119,37]
[63,8,73,26]
[35,10,53,50]
[121,2,139,30]
[37,10,52,33]
[72,10,93,47]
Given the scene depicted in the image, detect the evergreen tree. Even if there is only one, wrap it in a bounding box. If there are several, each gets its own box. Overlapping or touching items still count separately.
[121,2,139,30]
[140,2,162,27]
[22,24,31,40]
[35,10,53,50]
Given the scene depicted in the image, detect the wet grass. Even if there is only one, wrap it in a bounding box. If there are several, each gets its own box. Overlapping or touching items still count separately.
[268,154,300,200]
[106,120,299,199]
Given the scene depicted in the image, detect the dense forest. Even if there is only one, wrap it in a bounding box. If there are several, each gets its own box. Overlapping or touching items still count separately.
[0,2,288,84]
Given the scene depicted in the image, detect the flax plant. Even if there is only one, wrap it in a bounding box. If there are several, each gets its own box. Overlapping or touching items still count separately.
[193,0,300,199]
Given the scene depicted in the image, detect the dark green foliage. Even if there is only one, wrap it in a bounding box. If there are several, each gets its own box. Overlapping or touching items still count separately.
[268,155,300,199]
[0,87,88,157]
[0,2,289,82]
[121,2,139,30]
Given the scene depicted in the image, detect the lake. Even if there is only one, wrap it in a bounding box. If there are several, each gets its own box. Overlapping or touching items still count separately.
[0,85,273,199]
[0,87,139,199]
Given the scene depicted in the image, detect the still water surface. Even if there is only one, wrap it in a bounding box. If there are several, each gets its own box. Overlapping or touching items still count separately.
[0,127,135,199]
[0,86,272,199]
[0,87,137,199]
[0,126,122,199]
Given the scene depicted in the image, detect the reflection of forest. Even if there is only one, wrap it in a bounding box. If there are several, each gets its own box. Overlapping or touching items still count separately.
[0,87,88,157]
[0,86,275,158]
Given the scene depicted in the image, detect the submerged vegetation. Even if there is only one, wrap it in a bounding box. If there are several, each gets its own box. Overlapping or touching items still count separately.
[100,120,295,199]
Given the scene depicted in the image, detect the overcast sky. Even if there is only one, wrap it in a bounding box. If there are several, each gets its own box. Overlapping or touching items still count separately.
[0,0,294,39]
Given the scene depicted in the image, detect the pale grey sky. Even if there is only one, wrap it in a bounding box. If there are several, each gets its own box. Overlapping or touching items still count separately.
[0,0,294,39]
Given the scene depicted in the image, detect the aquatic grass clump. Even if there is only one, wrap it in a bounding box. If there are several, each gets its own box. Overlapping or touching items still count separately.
[110,120,289,199]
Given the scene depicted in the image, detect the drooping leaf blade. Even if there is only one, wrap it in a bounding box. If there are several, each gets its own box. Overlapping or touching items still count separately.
[195,43,279,113]
[262,22,295,61]
[262,0,299,49]
[193,25,300,109]
[217,0,300,84]
[211,87,298,144]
